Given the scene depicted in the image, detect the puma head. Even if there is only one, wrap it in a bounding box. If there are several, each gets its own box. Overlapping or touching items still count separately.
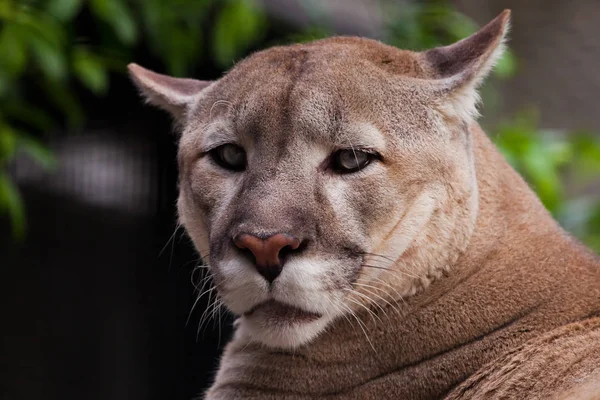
[129,10,511,349]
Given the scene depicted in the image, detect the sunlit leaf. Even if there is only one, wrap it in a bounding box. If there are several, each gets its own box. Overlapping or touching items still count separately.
[521,145,563,213]
[493,111,567,213]
[573,133,600,167]
[212,0,266,67]
[0,1,11,19]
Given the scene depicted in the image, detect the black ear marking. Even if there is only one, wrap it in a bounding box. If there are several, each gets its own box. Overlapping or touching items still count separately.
[425,10,510,81]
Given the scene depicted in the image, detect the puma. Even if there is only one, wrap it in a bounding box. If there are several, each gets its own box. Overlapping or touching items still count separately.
[129,10,600,399]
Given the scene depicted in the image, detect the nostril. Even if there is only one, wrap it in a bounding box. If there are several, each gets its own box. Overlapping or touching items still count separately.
[278,245,293,264]
[296,239,309,253]
[278,240,308,263]
[235,245,256,263]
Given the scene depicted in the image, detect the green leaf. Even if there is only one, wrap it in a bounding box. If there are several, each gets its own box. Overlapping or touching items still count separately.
[46,0,83,21]
[212,0,266,67]
[521,145,563,213]
[573,133,600,166]
[28,35,67,81]
[90,0,138,45]
[0,1,12,20]
[72,47,109,95]
[18,11,67,51]
[548,144,572,167]
[0,24,27,77]
[0,170,25,240]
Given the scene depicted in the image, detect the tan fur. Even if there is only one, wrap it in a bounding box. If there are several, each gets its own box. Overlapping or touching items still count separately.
[129,9,600,399]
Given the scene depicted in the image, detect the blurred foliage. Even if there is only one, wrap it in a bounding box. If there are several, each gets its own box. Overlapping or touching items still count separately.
[0,0,267,238]
[495,111,600,252]
[1,0,599,251]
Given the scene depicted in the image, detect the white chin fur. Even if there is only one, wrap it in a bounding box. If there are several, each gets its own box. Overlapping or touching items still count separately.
[217,257,348,348]
[235,313,335,349]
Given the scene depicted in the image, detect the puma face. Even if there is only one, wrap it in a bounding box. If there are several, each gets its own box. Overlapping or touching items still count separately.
[130,11,511,348]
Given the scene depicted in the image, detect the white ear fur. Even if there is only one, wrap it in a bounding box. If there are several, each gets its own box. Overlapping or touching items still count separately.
[423,9,511,121]
[128,63,212,122]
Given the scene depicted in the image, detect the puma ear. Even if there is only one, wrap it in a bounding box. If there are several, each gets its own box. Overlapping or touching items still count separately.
[422,9,511,120]
[128,63,212,122]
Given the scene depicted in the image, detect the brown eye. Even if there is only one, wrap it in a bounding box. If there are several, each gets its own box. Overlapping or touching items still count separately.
[210,144,246,171]
[332,149,373,173]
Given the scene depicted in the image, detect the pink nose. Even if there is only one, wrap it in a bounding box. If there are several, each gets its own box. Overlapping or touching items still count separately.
[234,233,300,283]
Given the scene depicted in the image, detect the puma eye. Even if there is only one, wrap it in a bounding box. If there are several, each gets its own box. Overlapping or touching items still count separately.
[332,149,374,173]
[210,144,247,171]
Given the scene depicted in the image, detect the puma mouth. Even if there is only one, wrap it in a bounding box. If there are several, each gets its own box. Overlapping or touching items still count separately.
[244,299,322,323]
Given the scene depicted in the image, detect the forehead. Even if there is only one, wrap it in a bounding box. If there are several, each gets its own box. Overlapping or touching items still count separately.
[186,39,426,150]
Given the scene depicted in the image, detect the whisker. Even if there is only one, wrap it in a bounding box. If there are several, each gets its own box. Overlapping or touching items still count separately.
[158,223,183,258]
[190,265,210,290]
[198,249,211,256]
[328,297,357,334]
[356,276,407,308]
[208,100,233,121]
[182,257,204,271]
[187,271,232,342]
[197,288,217,340]
[353,282,403,318]
[346,288,389,320]
[361,252,397,263]
[339,302,376,354]
[192,272,212,294]
[187,285,218,328]
[360,252,426,281]
[216,299,225,349]
[361,264,422,280]
[344,295,383,325]
[210,297,224,334]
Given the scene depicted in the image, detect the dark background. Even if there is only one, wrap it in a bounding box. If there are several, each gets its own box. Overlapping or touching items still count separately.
[0,74,230,399]
[1,1,600,399]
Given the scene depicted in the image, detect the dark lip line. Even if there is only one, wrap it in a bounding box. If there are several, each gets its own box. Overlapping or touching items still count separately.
[244,299,322,318]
